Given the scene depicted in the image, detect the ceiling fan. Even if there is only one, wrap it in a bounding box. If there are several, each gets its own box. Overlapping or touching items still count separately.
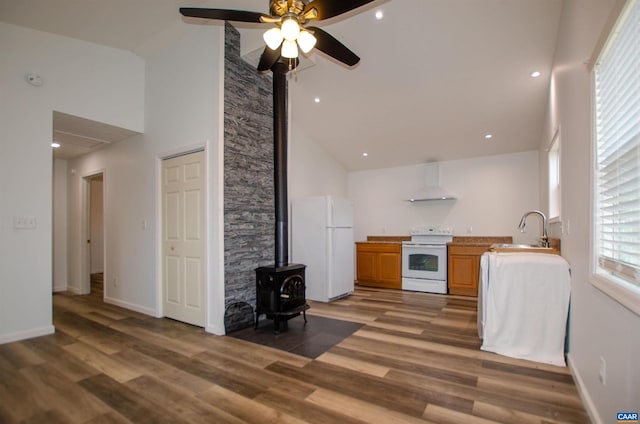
[180,0,375,72]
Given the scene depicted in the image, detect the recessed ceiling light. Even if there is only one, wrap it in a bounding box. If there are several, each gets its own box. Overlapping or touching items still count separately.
[484,134,493,140]
[375,10,384,20]
[314,97,320,103]
[362,152,369,157]
[51,142,61,148]
[530,71,541,78]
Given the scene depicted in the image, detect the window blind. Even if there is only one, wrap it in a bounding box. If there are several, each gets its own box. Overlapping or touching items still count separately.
[594,0,640,287]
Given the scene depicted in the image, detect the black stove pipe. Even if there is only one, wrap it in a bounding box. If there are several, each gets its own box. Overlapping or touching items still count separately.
[272,61,288,268]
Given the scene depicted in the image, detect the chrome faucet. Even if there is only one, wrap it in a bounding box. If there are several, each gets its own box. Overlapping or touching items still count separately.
[518,210,549,247]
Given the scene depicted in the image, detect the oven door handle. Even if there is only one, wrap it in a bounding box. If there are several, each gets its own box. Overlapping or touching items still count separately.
[403,243,445,248]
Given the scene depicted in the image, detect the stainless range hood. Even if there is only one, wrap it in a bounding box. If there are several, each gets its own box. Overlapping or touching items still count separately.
[407,164,457,202]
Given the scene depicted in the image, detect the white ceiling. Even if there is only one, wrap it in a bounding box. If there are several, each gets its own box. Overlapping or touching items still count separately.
[0,0,563,171]
[52,111,141,160]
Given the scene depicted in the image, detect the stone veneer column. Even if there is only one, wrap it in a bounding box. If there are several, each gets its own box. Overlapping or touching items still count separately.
[223,23,274,309]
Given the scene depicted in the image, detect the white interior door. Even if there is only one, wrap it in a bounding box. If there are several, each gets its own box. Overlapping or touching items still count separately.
[162,151,205,326]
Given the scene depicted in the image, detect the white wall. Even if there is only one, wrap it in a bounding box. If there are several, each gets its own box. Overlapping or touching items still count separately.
[348,151,540,242]
[289,119,348,199]
[52,159,68,292]
[541,0,640,421]
[0,22,144,344]
[66,23,227,333]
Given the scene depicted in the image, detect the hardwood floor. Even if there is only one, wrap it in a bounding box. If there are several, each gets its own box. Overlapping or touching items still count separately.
[0,283,589,423]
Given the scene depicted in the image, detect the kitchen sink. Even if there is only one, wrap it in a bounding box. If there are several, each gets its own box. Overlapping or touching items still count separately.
[490,243,558,253]
[491,243,548,249]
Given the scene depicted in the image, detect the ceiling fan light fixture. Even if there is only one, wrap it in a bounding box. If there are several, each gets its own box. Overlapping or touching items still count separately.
[302,8,318,20]
[281,17,300,41]
[263,27,283,50]
[281,40,299,58]
[297,30,317,53]
[179,1,367,69]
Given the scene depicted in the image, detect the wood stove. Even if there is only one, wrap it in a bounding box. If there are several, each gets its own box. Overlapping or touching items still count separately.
[255,59,309,332]
[255,264,308,333]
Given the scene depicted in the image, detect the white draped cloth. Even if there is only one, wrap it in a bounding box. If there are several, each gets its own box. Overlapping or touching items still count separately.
[478,252,571,366]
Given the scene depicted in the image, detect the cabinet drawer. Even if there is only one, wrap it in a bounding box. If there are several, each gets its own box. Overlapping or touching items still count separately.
[356,243,401,254]
[448,245,490,256]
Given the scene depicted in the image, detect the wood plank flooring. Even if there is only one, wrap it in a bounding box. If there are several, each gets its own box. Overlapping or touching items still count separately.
[0,281,589,423]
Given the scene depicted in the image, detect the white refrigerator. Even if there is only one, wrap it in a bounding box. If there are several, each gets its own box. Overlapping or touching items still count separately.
[291,196,354,302]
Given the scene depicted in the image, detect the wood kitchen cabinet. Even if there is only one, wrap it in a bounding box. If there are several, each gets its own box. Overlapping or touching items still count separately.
[356,242,402,289]
[447,245,491,296]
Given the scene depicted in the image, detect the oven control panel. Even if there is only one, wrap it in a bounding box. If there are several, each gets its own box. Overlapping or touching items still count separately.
[410,226,453,236]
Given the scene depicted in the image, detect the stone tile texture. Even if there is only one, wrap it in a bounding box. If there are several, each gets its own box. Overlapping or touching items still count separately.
[224,23,275,312]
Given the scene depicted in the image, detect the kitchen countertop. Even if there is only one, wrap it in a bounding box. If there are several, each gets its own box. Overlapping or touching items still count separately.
[356,236,411,244]
[448,236,513,246]
[357,236,514,245]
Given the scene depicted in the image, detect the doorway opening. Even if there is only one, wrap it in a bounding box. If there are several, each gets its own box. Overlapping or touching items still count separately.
[84,173,105,299]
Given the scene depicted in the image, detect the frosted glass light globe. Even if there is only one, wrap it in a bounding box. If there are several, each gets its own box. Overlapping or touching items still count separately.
[297,30,317,54]
[263,27,283,50]
[281,18,300,41]
[281,40,299,58]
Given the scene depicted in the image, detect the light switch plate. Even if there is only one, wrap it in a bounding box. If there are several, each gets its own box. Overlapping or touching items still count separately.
[14,216,37,229]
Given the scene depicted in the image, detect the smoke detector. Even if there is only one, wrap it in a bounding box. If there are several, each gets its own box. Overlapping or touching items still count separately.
[25,73,43,87]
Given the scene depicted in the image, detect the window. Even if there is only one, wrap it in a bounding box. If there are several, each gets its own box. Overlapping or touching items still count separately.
[592,0,640,315]
[548,129,561,221]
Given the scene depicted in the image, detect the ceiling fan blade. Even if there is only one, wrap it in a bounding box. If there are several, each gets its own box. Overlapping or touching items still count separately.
[307,27,360,67]
[257,47,281,72]
[179,8,267,23]
[303,0,375,20]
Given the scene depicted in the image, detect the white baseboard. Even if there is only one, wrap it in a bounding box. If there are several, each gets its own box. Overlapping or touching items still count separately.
[567,354,602,424]
[67,286,83,294]
[103,296,156,317]
[0,325,55,345]
[205,324,225,336]
[53,285,67,293]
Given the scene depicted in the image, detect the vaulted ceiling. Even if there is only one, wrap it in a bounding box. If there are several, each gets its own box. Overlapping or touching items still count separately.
[0,0,563,170]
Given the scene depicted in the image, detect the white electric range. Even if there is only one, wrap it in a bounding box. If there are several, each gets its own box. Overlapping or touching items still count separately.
[401,227,453,294]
